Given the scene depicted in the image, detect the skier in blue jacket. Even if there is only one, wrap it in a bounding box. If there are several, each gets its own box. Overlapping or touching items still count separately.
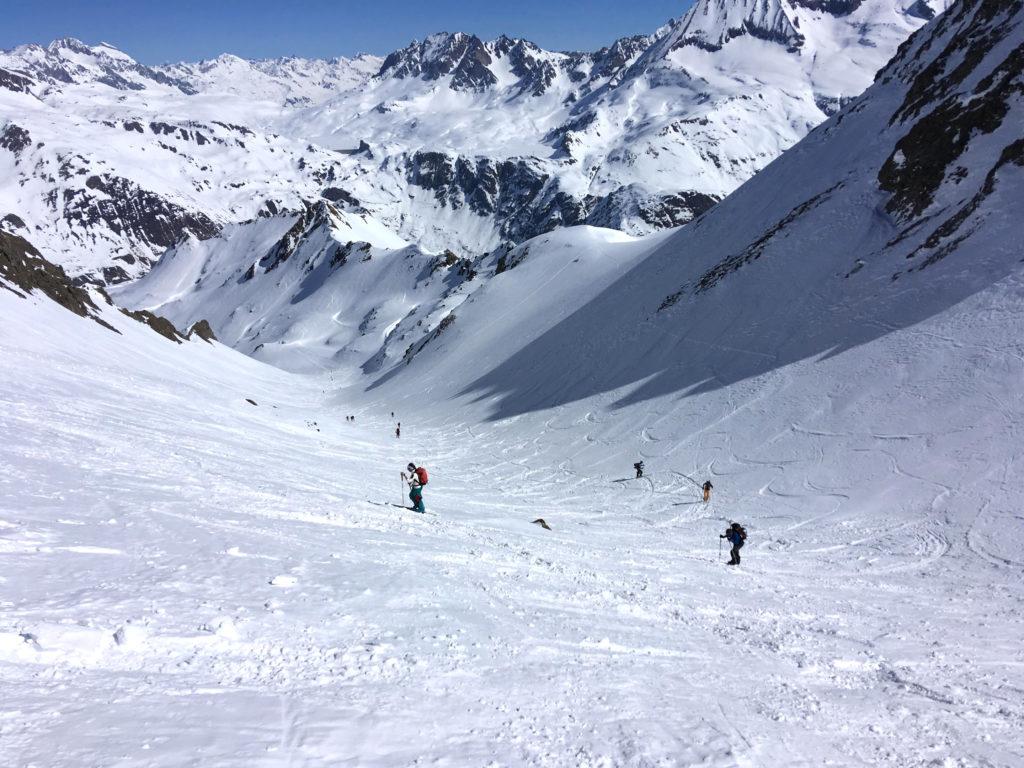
[721,522,747,566]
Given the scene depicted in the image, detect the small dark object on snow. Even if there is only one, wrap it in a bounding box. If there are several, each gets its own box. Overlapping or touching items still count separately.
[245,398,258,406]
[532,518,552,530]
[634,461,644,478]
[703,480,713,503]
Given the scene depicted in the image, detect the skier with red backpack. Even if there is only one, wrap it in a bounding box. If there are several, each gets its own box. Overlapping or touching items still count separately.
[402,462,428,513]
[720,522,747,565]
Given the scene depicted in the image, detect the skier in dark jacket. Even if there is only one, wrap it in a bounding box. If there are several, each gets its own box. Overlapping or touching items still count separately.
[634,461,644,479]
[721,522,746,565]
[703,480,714,503]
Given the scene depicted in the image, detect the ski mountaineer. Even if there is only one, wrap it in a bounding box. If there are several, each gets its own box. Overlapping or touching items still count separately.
[402,462,427,513]
[721,522,747,566]
[396,422,401,439]
[703,480,714,503]
[634,461,644,479]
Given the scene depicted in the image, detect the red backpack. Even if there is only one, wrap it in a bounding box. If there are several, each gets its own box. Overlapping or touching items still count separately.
[415,466,429,486]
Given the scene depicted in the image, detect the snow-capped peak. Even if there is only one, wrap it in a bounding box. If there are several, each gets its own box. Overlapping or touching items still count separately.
[671,0,805,52]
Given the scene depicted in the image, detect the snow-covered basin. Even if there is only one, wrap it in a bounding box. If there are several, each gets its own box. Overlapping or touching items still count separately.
[1,275,1023,766]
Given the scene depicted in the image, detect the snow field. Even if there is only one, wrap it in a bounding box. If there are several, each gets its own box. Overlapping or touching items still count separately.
[3,261,1024,765]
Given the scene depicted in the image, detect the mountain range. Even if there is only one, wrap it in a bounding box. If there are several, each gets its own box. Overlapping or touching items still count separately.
[2,0,1023,763]
[1,0,942,285]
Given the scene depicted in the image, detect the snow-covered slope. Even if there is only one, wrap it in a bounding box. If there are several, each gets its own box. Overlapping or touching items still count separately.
[0,38,373,284]
[113,200,480,374]
[123,0,1017,404]
[3,0,1024,763]
[1,0,939,283]
[160,52,382,107]
[115,204,671,375]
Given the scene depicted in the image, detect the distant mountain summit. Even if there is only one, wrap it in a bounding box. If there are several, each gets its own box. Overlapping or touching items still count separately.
[1,0,943,284]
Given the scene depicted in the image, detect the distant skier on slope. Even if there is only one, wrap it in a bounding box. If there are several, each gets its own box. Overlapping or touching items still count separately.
[721,522,747,566]
[703,480,714,503]
[634,461,644,479]
[396,422,401,439]
[402,462,428,513]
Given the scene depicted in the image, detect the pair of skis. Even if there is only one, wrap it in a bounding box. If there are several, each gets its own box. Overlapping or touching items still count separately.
[367,500,434,516]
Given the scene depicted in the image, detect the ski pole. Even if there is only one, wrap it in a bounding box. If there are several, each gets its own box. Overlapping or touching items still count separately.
[718,535,722,560]
[400,474,404,506]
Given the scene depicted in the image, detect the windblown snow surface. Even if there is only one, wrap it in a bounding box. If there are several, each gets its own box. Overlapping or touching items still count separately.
[4,1,1024,767]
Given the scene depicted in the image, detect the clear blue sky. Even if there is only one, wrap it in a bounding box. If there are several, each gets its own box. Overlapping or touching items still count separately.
[0,0,692,64]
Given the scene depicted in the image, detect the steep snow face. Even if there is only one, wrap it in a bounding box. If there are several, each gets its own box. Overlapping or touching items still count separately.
[385,0,1022,419]
[1,1,938,281]
[111,201,488,374]
[668,0,806,51]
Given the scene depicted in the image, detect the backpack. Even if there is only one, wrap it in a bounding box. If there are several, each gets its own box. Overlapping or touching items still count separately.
[733,524,747,542]
[415,466,429,486]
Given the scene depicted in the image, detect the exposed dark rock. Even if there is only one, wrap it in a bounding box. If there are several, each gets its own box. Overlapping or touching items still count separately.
[62,174,220,275]
[0,67,35,94]
[879,0,1023,221]
[403,312,457,364]
[790,0,866,15]
[321,187,365,211]
[590,36,652,81]
[547,111,598,157]
[492,36,558,96]
[358,307,378,334]
[100,265,131,285]
[119,307,186,343]
[187,319,217,343]
[1,213,27,232]
[587,188,719,230]
[0,230,118,331]
[0,124,32,156]
[245,398,258,406]
[379,33,498,91]
[259,201,330,273]
[905,0,939,19]
[407,151,589,242]
[685,182,843,297]
[211,121,255,137]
